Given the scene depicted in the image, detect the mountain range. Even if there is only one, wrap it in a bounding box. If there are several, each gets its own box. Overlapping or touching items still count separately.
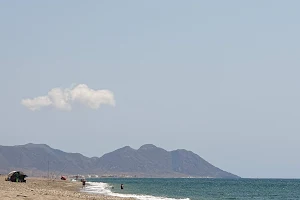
[0,143,239,178]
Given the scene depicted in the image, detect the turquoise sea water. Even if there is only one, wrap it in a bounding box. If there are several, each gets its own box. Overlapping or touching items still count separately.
[85,178,300,200]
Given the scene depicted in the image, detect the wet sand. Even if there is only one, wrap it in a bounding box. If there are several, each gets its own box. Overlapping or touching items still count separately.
[0,176,131,200]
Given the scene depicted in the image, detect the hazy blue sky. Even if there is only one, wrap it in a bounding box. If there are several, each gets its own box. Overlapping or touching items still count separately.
[0,1,299,178]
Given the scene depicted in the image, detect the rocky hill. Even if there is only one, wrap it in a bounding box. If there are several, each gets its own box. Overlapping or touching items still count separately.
[0,143,239,178]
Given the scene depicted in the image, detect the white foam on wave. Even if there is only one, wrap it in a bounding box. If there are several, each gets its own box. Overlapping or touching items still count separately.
[82,182,190,200]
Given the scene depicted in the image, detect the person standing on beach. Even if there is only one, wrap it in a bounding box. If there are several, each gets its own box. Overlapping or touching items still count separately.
[15,172,19,182]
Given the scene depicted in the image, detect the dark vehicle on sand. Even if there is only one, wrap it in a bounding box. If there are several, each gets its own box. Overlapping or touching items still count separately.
[5,171,27,182]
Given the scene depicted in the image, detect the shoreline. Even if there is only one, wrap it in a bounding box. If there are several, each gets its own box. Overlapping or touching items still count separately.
[0,175,133,200]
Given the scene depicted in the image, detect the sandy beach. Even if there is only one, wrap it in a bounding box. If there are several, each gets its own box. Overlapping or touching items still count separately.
[0,176,131,200]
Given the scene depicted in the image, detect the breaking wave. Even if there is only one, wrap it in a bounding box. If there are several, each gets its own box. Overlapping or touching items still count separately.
[82,182,190,200]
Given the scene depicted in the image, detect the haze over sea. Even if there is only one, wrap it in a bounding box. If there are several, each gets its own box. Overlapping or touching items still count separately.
[85,178,300,200]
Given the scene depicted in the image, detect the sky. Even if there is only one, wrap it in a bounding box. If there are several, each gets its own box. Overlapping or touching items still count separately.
[0,1,299,179]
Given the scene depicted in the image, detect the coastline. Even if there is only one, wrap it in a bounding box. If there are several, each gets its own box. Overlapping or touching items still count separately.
[0,175,132,200]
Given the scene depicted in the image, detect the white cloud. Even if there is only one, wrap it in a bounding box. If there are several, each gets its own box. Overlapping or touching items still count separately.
[21,96,52,111]
[21,84,115,111]
[48,88,72,111]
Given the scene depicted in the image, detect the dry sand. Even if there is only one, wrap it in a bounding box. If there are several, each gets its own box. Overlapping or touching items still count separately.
[0,176,132,200]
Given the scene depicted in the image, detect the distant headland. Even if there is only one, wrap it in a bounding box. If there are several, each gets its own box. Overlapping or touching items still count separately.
[0,143,239,178]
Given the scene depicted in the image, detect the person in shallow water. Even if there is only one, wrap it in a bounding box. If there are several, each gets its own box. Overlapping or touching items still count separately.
[82,179,86,188]
[121,184,124,189]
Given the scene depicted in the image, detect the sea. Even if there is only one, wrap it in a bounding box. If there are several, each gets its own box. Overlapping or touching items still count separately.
[83,178,300,200]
